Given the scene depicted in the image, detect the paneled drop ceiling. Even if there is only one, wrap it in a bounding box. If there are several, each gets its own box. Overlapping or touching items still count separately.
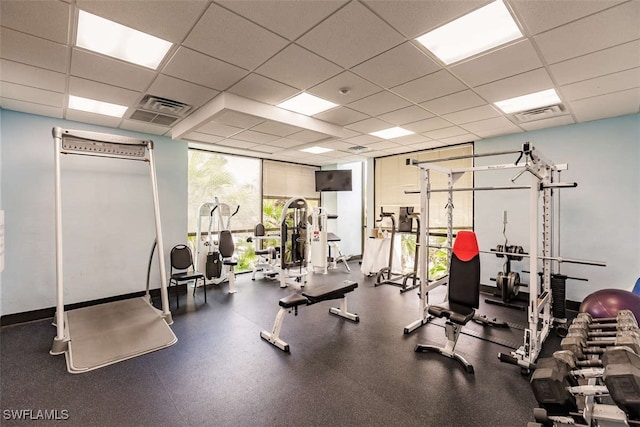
[1,0,639,166]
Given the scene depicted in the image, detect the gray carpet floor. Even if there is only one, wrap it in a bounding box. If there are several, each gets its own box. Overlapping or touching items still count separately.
[1,262,563,426]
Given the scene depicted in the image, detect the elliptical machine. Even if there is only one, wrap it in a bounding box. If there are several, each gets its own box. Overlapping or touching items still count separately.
[194,197,240,294]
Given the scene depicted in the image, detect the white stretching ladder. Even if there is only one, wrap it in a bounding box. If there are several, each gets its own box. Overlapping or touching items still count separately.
[50,127,175,373]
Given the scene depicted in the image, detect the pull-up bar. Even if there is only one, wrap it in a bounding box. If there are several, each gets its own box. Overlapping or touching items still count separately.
[404,182,577,194]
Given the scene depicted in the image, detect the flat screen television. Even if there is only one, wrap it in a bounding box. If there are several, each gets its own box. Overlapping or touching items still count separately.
[315,170,352,192]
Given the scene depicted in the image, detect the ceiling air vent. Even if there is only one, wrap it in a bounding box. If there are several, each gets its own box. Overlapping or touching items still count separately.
[348,145,370,154]
[129,95,193,126]
[513,104,565,123]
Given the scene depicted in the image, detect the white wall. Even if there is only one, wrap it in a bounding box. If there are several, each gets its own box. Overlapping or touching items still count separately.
[474,113,640,302]
[320,161,363,257]
[0,110,187,316]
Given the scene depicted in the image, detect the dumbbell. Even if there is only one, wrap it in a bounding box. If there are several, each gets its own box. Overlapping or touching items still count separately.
[568,319,638,338]
[572,309,637,328]
[561,329,640,359]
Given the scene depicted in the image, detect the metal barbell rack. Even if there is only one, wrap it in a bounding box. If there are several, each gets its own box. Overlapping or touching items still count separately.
[402,142,605,373]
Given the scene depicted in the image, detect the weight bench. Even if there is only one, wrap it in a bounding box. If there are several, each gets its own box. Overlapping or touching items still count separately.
[327,232,351,272]
[260,280,359,352]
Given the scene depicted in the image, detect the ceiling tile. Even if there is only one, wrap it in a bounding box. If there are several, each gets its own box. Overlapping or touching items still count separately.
[378,105,434,125]
[255,44,342,90]
[474,68,555,102]
[407,140,446,151]
[549,40,640,86]
[510,0,627,36]
[347,91,411,116]
[251,121,302,137]
[313,106,369,126]
[233,130,280,144]
[68,77,141,106]
[392,70,466,103]
[266,138,305,149]
[163,48,248,91]
[351,42,440,89]
[213,110,265,128]
[533,1,640,64]
[71,49,156,92]
[307,71,381,105]
[363,0,487,39]
[227,73,298,105]
[0,59,66,92]
[403,117,452,133]
[436,134,477,145]
[120,120,170,136]
[65,110,122,128]
[0,82,64,107]
[1,28,69,73]
[344,117,393,133]
[367,140,402,151]
[288,129,331,143]
[217,0,347,41]
[518,115,575,132]
[148,75,218,110]
[344,134,382,145]
[184,132,225,144]
[77,0,209,43]
[217,138,259,150]
[423,126,470,140]
[297,1,405,68]
[569,87,640,122]
[442,104,502,125]
[420,90,486,115]
[0,98,63,118]
[450,39,543,87]
[184,3,288,70]
[1,0,70,43]
[561,68,640,102]
[460,116,519,133]
[198,122,244,138]
[391,133,432,145]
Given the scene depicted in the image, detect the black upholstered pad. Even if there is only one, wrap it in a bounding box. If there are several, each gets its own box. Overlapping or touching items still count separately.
[428,302,475,325]
[223,258,238,266]
[279,293,308,308]
[171,271,204,281]
[302,280,358,304]
[327,232,341,242]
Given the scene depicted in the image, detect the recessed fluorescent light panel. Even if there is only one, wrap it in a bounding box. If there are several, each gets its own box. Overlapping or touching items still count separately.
[76,10,172,69]
[68,95,128,117]
[277,93,338,116]
[494,89,561,114]
[415,0,522,65]
[300,146,333,154]
[370,127,415,139]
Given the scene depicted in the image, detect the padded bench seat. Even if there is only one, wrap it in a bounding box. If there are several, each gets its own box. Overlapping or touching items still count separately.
[262,280,360,352]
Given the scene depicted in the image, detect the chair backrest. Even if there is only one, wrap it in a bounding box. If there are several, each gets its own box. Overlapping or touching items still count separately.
[171,245,195,271]
[219,230,235,258]
[448,231,480,309]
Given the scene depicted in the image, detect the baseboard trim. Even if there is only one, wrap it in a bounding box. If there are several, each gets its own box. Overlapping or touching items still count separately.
[0,285,186,327]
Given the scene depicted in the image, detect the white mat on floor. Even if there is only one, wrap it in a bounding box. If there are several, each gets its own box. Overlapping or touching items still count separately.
[64,297,177,374]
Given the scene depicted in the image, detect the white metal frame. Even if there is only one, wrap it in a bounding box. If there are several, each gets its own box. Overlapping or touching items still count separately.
[50,127,172,354]
[403,142,595,371]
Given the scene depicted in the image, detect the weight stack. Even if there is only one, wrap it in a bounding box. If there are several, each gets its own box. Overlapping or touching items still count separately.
[551,274,567,319]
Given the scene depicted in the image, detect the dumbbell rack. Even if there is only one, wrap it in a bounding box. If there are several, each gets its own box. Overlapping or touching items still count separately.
[529,311,640,426]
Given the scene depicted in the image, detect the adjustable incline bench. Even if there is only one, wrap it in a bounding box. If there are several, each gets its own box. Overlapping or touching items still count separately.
[260,280,360,352]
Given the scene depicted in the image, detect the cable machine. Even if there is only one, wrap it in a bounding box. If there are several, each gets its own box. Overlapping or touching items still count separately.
[50,127,176,373]
[404,143,605,373]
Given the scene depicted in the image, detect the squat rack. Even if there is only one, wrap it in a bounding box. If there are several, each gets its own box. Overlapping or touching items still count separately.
[404,142,605,372]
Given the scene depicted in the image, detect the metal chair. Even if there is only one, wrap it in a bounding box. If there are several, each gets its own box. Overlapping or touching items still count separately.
[169,244,206,308]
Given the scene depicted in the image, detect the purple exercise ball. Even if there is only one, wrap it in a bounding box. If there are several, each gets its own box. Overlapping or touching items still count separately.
[579,288,640,320]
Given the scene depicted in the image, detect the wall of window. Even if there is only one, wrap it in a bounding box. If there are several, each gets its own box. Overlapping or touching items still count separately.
[188,150,262,272]
[262,160,320,231]
[374,144,473,277]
